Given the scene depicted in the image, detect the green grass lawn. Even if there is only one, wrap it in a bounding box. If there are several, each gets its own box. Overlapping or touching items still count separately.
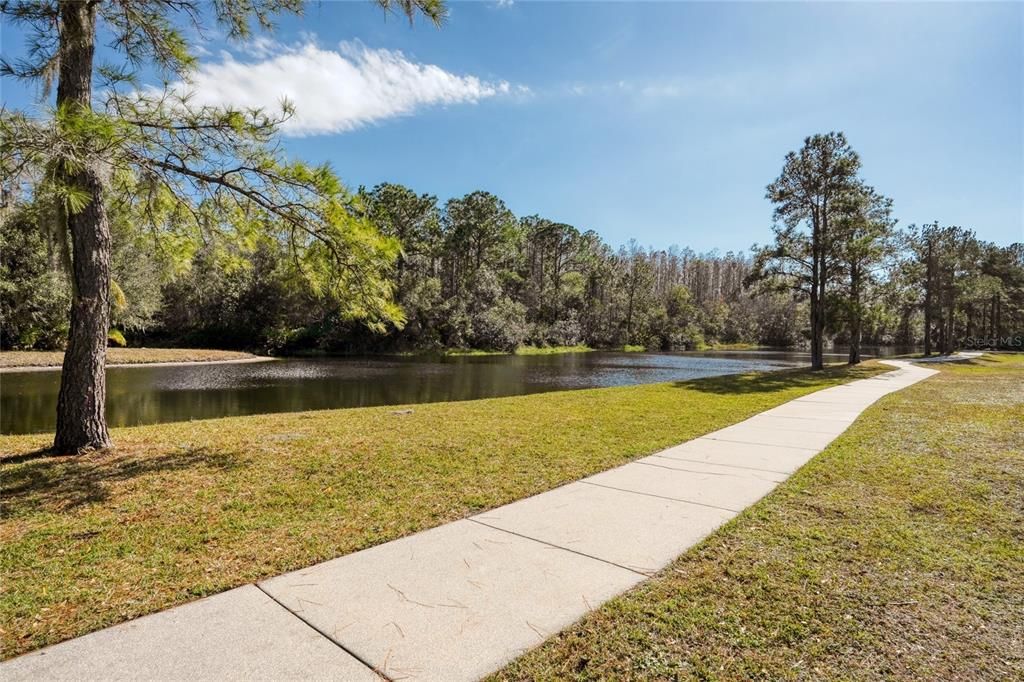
[493,354,1024,681]
[0,348,258,369]
[0,362,884,659]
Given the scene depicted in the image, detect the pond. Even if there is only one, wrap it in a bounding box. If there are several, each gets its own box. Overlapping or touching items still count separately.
[2,350,868,435]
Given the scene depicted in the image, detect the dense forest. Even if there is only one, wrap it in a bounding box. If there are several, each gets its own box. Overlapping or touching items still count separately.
[3,175,1023,356]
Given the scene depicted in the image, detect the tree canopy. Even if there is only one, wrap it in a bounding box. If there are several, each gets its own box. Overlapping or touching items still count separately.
[0,0,446,452]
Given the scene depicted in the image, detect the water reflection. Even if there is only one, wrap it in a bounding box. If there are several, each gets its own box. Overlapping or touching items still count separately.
[2,350,836,435]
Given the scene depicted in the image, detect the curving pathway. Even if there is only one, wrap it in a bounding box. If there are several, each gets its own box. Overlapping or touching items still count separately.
[1,360,937,681]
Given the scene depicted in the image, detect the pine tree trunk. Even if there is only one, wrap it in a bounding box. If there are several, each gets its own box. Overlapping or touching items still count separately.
[52,0,113,454]
[923,239,933,356]
[990,295,997,344]
[941,271,954,354]
[625,278,635,346]
[946,296,956,353]
[994,293,1001,348]
[848,264,861,365]
[816,272,826,369]
[809,272,820,369]
[809,210,824,371]
[937,308,946,354]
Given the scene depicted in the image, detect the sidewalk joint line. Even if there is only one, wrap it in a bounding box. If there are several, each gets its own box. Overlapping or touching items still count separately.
[467,518,650,577]
[579,480,742,513]
[758,412,858,421]
[790,398,879,406]
[758,413,856,422]
[737,422,851,436]
[254,583,392,681]
[645,454,791,475]
[633,460,750,477]
[702,436,820,451]
[632,459,782,481]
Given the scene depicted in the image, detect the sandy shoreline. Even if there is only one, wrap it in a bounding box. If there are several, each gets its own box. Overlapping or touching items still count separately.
[0,356,277,374]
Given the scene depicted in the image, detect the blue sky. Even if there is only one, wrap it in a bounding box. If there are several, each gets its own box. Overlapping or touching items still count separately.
[3,1,1022,251]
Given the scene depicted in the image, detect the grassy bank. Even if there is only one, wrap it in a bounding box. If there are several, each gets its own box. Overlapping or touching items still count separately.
[380,345,594,358]
[697,342,769,351]
[494,354,1024,681]
[442,345,593,357]
[514,344,593,355]
[0,348,259,369]
[0,363,884,658]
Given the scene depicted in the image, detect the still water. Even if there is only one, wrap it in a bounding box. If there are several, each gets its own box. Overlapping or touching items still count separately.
[1,350,858,435]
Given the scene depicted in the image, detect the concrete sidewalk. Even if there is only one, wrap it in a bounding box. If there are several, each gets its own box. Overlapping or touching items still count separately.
[1,360,937,681]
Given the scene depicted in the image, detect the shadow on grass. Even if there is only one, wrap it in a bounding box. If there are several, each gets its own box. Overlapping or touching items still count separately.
[1,447,239,517]
[675,363,883,395]
[0,448,60,465]
[954,354,1013,366]
[914,355,1007,369]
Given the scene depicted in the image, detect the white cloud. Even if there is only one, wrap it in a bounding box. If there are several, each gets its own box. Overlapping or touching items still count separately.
[180,40,520,136]
[240,35,283,59]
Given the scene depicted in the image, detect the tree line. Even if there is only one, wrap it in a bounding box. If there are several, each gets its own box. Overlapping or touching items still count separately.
[5,174,1022,360]
[0,186,787,353]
